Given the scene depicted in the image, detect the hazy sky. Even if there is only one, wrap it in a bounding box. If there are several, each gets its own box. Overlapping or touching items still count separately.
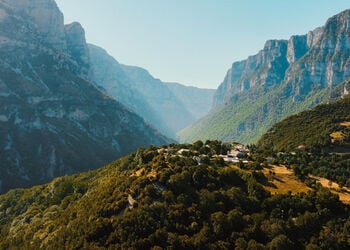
[56,0,350,89]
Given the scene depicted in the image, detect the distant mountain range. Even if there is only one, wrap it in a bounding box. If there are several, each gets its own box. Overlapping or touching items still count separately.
[89,44,214,139]
[0,0,215,193]
[178,9,350,144]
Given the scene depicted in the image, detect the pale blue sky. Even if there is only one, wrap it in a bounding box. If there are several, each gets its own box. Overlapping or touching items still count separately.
[56,0,350,88]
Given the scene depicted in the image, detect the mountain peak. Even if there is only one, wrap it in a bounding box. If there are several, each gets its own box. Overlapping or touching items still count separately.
[0,0,66,50]
[65,21,90,75]
[263,39,287,49]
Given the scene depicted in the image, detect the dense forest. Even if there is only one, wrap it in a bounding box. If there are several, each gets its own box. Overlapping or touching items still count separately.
[258,97,350,152]
[0,141,349,249]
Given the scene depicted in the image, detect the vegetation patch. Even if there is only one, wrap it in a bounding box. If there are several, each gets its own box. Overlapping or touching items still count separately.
[262,165,311,195]
[310,175,350,204]
[0,141,349,249]
[340,121,350,127]
[258,97,350,152]
[331,131,345,142]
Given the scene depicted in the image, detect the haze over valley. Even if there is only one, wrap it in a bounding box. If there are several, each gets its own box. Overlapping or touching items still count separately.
[0,1,349,249]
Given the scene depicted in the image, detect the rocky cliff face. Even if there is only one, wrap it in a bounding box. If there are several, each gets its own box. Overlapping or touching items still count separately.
[0,1,170,193]
[65,22,90,77]
[286,10,350,96]
[286,35,308,64]
[213,40,289,106]
[180,9,350,144]
[0,0,66,50]
[214,9,350,106]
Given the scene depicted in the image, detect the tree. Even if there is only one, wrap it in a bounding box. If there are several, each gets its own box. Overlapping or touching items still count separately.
[235,237,247,250]
[247,239,265,250]
[268,234,294,250]
[210,211,230,237]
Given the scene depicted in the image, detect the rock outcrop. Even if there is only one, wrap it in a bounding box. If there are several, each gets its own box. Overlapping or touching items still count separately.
[286,35,308,64]
[0,0,66,50]
[65,22,90,77]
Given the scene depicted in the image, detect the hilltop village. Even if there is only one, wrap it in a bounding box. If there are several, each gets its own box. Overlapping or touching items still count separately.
[158,141,250,165]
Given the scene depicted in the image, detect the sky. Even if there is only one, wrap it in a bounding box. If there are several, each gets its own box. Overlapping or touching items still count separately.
[55,0,350,89]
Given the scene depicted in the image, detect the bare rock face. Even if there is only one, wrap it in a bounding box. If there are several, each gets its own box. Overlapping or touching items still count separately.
[287,9,350,95]
[0,0,66,50]
[65,22,90,77]
[213,39,289,106]
[306,27,324,48]
[286,35,308,64]
[214,9,350,106]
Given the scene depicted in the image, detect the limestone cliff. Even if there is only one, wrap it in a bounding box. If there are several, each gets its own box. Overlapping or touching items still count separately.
[65,22,90,77]
[0,0,66,50]
[213,40,289,106]
[214,9,350,106]
[180,9,350,144]
[286,10,350,96]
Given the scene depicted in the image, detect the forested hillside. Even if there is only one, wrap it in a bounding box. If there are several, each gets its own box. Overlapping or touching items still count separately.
[258,97,350,152]
[0,141,349,249]
[256,97,350,189]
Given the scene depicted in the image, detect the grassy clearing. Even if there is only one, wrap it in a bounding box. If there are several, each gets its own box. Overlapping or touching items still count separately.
[259,164,350,204]
[310,175,350,204]
[131,168,144,177]
[262,165,311,195]
[131,167,157,178]
[330,131,346,143]
[331,131,345,141]
[340,121,350,127]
